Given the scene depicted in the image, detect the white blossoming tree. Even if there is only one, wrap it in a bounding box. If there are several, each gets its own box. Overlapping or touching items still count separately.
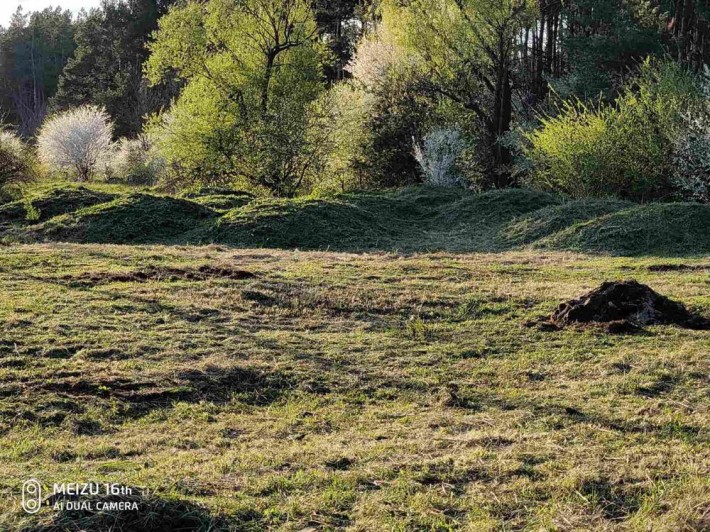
[672,113,710,203]
[37,106,114,181]
[413,128,466,187]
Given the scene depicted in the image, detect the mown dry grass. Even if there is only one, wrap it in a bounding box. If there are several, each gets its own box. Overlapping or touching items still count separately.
[0,244,707,530]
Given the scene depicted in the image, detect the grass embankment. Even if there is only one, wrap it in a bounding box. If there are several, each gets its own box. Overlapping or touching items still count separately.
[0,245,708,530]
[2,184,709,255]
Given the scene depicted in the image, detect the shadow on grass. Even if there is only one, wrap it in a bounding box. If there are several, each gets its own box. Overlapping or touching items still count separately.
[25,490,261,532]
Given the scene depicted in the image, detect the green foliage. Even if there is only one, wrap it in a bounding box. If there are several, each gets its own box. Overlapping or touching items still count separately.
[146,0,326,196]
[523,61,704,201]
[381,0,536,183]
[304,84,373,194]
[0,131,38,201]
[0,8,76,135]
[110,136,165,185]
[671,108,710,203]
[561,0,665,98]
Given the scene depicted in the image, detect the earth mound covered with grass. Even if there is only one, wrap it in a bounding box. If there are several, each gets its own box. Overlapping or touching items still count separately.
[28,193,216,244]
[550,280,710,331]
[210,196,396,249]
[181,187,255,211]
[0,186,116,225]
[538,203,710,255]
[500,199,632,246]
[209,187,560,251]
[3,184,710,255]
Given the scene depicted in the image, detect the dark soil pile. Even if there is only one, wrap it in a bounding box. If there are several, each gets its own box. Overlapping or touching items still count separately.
[550,280,709,331]
[63,265,256,285]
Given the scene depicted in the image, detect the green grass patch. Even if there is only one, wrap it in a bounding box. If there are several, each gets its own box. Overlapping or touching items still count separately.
[0,186,117,225]
[500,199,632,246]
[0,246,706,530]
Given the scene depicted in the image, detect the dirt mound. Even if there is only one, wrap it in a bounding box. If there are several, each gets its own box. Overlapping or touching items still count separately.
[0,186,116,224]
[64,265,256,285]
[550,281,709,331]
[500,199,630,246]
[182,187,255,211]
[30,193,216,244]
[538,203,710,256]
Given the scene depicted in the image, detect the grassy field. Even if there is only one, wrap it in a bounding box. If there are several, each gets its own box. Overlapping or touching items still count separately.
[0,243,708,530]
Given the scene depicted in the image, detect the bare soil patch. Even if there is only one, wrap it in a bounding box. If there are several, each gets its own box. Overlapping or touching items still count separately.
[63,265,256,285]
[549,280,710,331]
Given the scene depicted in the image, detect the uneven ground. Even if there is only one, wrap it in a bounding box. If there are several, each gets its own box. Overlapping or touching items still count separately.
[0,244,708,531]
[3,184,710,255]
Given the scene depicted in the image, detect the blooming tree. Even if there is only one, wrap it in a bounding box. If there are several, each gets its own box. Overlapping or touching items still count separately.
[414,128,465,187]
[37,106,114,181]
[672,113,710,203]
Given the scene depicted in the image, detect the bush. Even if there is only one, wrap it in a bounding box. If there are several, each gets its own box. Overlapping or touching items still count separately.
[672,113,710,203]
[0,130,37,200]
[305,84,374,195]
[414,128,465,187]
[523,61,704,201]
[111,135,165,185]
[341,26,430,189]
[37,106,114,181]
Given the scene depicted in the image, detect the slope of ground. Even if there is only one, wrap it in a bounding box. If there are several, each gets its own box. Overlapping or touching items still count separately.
[2,184,709,255]
[181,187,256,211]
[540,203,710,255]
[201,187,560,251]
[0,186,117,225]
[500,199,632,246]
[0,245,707,530]
[26,193,216,244]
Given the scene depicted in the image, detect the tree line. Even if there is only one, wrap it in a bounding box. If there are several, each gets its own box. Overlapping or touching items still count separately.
[1,0,709,203]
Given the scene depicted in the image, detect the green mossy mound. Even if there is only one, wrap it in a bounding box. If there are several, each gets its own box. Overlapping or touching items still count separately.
[30,193,216,244]
[434,188,560,227]
[209,187,559,251]
[0,186,116,225]
[5,184,709,256]
[182,187,255,211]
[539,203,710,256]
[501,199,631,246]
[210,197,397,250]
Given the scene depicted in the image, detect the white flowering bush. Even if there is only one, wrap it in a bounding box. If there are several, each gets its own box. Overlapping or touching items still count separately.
[413,128,466,187]
[111,135,165,185]
[0,130,37,199]
[672,113,710,203]
[37,106,114,181]
[347,28,403,90]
